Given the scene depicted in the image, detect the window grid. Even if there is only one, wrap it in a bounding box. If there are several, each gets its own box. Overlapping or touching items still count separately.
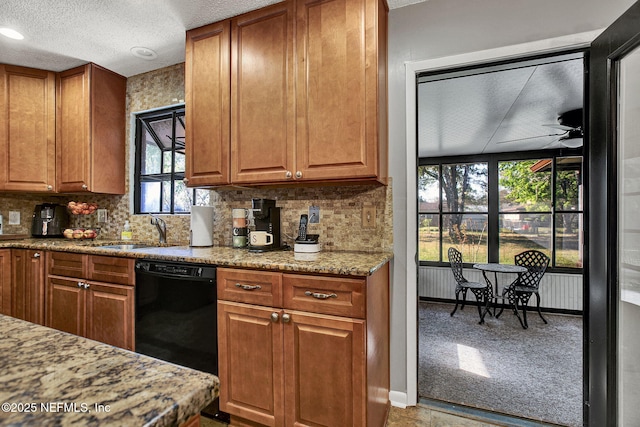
[418,150,583,272]
[134,106,207,214]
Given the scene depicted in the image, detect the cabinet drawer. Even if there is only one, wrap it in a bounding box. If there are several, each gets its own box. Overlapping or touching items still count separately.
[217,268,282,307]
[87,255,135,286]
[47,251,86,278]
[283,274,366,318]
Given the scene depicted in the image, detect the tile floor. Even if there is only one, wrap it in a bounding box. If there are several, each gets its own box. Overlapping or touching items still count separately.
[387,405,505,427]
[201,404,509,427]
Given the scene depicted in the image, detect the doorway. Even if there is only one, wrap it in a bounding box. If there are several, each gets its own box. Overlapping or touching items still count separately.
[415,51,585,426]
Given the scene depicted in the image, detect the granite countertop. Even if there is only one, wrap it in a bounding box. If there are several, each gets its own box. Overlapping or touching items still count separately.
[0,315,219,427]
[0,239,393,276]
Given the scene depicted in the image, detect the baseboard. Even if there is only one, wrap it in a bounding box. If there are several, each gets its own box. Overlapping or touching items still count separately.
[389,391,408,408]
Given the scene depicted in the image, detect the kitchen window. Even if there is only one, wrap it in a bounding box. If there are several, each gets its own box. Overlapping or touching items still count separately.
[418,151,583,271]
[134,106,208,214]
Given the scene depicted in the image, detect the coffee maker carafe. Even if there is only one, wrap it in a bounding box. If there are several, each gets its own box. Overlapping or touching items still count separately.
[249,198,282,252]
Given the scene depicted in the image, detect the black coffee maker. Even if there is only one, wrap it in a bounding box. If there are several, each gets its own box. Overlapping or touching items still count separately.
[249,198,282,252]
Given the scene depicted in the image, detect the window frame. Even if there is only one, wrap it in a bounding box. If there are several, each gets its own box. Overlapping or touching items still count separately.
[134,105,197,214]
[418,148,584,273]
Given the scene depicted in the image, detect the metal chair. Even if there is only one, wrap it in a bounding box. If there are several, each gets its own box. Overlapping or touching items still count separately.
[448,247,490,324]
[498,250,550,329]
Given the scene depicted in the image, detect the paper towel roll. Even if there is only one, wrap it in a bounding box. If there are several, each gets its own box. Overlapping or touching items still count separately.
[190,206,214,247]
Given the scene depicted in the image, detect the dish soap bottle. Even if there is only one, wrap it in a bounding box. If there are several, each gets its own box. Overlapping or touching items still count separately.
[121,220,132,241]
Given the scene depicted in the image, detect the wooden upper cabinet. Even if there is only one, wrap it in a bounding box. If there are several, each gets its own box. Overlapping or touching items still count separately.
[295,0,388,183]
[56,63,126,194]
[186,0,388,186]
[230,1,295,184]
[0,65,56,192]
[185,21,231,187]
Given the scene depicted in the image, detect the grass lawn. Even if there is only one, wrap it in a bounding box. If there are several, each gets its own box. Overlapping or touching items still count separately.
[419,226,581,267]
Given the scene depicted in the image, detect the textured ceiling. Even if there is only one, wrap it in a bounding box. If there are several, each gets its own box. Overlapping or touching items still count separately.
[418,54,584,157]
[0,0,424,77]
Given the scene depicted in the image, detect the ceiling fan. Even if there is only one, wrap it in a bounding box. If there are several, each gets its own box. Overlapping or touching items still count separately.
[496,108,584,148]
[541,108,583,148]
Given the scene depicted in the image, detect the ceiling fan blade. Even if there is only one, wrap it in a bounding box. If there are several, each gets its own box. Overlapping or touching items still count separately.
[495,132,567,144]
[542,124,575,131]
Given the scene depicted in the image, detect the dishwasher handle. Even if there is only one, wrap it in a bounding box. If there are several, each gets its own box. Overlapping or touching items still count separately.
[135,265,216,282]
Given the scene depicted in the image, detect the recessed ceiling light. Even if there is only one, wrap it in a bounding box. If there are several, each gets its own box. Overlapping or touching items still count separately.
[0,28,24,40]
[130,46,158,60]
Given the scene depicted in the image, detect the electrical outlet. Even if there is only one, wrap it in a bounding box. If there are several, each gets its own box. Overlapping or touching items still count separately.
[8,211,20,225]
[309,206,320,224]
[97,209,108,223]
[362,207,376,228]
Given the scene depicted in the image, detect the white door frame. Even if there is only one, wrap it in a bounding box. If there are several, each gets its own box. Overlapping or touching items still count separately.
[402,30,600,407]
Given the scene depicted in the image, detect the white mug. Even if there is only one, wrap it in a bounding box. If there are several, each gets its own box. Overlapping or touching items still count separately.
[250,231,273,246]
[232,208,248,218]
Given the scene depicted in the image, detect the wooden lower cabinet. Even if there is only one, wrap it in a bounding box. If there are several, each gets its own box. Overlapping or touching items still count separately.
[217,264,389,427]
[218,301,284,426]
[45,251,135,350]
[11,249,45,324]
[284,311,366,426]
[0,249,11,315]
[46,275,134,350]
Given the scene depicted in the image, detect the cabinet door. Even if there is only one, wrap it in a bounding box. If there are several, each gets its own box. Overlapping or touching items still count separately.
[284,310,366,427]
[86,281,134,350]
[46,276,86,337]
[218,301,285,426]
[185,21,231,186]
[295,0,382,181]
[11,249,45,324]
[56,64,126,194]
[0,249,11,315]
[56,64,91,192]
[0,65,56,192]
[230,1,295,184]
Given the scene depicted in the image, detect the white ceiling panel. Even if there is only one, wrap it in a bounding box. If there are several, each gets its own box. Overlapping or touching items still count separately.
[418,56,584,158]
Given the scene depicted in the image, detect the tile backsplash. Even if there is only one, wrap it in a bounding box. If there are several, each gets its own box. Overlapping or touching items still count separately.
[0,63,392,253]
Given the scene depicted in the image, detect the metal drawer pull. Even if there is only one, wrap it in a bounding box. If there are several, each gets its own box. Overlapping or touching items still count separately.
[235,283,262,291]
[304,291,337,300]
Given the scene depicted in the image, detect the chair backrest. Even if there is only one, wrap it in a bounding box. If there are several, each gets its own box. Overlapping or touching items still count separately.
[448,247,467,285]
[514,250,550,290]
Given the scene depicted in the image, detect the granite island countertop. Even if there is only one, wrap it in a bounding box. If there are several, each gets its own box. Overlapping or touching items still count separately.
[0,239,393,276]
[0,314,219,427]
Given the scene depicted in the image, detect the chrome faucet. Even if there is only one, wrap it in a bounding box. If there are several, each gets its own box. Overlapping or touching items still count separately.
[150,215,167,244]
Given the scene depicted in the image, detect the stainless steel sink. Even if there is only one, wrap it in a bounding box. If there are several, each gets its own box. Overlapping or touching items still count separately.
[97,244,157,250]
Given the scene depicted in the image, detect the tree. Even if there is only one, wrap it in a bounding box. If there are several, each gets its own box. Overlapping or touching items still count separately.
[419,163,487,243]
[499,160,581,232]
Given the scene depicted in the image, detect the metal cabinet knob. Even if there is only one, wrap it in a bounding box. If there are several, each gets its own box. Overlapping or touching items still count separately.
[285,171,293,179]
[295,171,302,179]
[33,253,41,258]
[81,184,88,190]
[271,312,279,323]
[47,185,53,191]
[282,313,291,323]
[77,282,83,288]
[183,178,189,184]
[83,283,90,289]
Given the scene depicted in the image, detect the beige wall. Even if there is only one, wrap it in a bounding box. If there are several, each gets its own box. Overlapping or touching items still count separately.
[0,63,393,252]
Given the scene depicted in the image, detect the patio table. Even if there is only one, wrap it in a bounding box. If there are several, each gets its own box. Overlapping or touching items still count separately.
[473,263,527,318]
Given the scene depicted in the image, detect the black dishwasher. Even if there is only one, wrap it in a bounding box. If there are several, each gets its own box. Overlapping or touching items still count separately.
[134,259,228,422]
